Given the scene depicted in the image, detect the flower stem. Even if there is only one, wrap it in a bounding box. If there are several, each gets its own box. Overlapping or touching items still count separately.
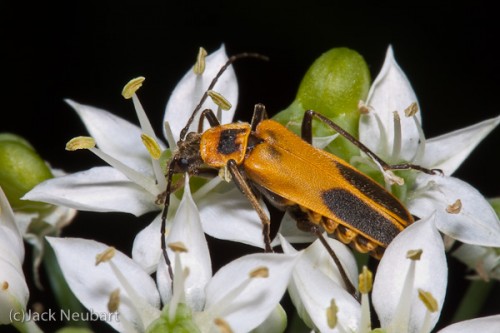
[452,280,494,323]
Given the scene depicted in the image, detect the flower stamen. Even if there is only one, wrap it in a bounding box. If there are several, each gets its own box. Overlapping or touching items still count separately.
[107,288,120,313]
[193,47,208,75]
[122,77,145,99]
[358,266,373,333]
[65,136,96,151]
[392,111,402,162]
[141,133,162,160]
[214,317,234,333]
[95,247,116,265]
[168,242,189,321]
[446,199,462,214]
[387,249,422,333]
[326,299,338,329]
[71,140,161,196]
[417,289,438,333]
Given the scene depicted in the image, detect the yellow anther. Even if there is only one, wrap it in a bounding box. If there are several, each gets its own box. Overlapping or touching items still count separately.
[2,281,8,290]
[404,102,419,117]
[66,136,96,151]
[326,299,338,329]
[406,249,423,260]
[122,77,145,99]
[207,90,232,110]
[358,266,373,294]
[418,289,439,313]
[393,110,401,122]
[446,199,462,214]
[140,133,161,160]
[168,242,188,253]
[95,247,116,265]
[249,266,269,278]
[214,317,233,333]
[107,288,120,312]
[193,47,208,75]
[358,100,371,114]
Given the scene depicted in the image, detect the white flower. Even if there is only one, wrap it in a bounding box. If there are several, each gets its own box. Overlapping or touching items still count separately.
[25,45,267,274]
[280,214,447,333]
[0,186,29,324]
[358,46,500,248]
[47,180,296,332]
[279,234,361,332]
[437,314,500,333]
[276,46,499,333]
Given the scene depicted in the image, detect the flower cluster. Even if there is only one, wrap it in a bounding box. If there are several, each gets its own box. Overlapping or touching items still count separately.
[2,45,499,332]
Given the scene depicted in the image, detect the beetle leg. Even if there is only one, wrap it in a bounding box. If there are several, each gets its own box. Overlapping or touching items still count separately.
[227,159,273,252]
[303,110,441,175]
[313,228,359,300]
[288,207,359,300]
[251,103,269,132]
[197,108,221,133]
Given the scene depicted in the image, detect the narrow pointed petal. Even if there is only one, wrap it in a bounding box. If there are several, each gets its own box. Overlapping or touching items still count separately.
[196,183,267,248]
[1,189,29,324]
[47,237,161,332]
[438,315,500,333]
[373,215,447,333]
[164,45,238,142]
[281,236,360,332]
[408,174,500,247]
[203,252,298,333]
[66,99,162,173]
[423,115,500,175]
[0,246,29,324]
[132,214,163,274]
[360,46,421,160]
[163,177,211,311]
[23,167,158,216]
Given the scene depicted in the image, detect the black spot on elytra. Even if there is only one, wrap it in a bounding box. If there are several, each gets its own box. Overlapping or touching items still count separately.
[335,162,411,222]
[321,188,400,245]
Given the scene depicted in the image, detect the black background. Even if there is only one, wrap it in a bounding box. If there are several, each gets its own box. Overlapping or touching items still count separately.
[2,1,499,332]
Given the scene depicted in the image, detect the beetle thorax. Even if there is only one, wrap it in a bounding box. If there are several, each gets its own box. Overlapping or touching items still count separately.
[199,123,252,168]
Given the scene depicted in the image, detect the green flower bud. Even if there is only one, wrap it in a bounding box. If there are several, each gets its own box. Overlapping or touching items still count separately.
[489,197,500,219]
[273,48,370,160]
[0,133,53,211]
[146,303,201,333]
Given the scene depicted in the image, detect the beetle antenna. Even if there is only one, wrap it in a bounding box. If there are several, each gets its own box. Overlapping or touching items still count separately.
[179,52,269,141]
[160,155,178,281]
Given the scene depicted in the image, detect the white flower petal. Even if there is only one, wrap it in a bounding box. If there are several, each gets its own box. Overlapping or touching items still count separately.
[423,115,500,175]
[47,237,161,332]
[408,174,500,247]
[0,187,23,259]
[23,166,158,216]
[0,191,29,324]
[281,236,360,332]
[360,46,421,160]
[272,213,316,246]
[437,315,500,333]
[164,45,238,142]
[197,182,267,249]
[203,252,297,333]
[164,176,212,311]
[373,214,447,333]
[132,214,163,274]
[66,99,158,173]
